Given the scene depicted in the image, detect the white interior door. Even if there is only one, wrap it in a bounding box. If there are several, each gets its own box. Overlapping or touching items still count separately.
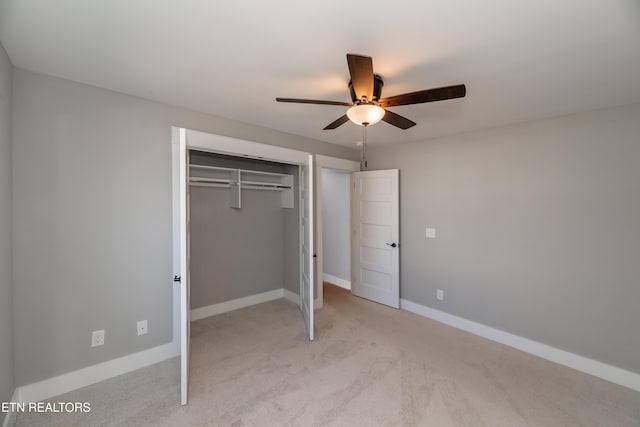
[351,169,400,308]
[300,155,314,340]
[176,129,191,405]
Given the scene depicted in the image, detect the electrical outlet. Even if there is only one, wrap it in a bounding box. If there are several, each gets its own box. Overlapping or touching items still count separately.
[137,320,148,336]
[91,330,105,347]
[436,289,444,301]
[426,227,436,239]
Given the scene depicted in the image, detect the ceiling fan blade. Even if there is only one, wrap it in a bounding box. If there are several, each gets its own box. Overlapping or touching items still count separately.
[382,110,416,129]
[379,84,466,108]
[276,98,353,107]
[323,115,350,130]
[346,54,374,102]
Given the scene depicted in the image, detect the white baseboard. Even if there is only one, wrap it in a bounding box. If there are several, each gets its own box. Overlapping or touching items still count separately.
[283,289,322,310]
[191,289,285,321]
[400,299,640,392]
[323,273,351,290]
[1,389,18,427]
[15,340,179,404]
[283,289,299,305]
[12,288,319,406]
[282,288,322,310]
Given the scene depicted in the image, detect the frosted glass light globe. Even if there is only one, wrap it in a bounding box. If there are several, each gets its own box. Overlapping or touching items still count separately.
[346,104,385,126]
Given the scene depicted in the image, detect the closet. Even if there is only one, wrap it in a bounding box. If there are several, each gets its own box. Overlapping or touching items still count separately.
[173,128,316,405]
[188,150,300,318]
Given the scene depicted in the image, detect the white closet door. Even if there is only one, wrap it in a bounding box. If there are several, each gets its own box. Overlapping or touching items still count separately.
[300,155,314,340]
[177,129,191,405]
[351,169,400,308]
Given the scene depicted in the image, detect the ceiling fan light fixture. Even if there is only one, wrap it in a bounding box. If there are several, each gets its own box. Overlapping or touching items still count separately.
[346,104,385,126]
[276,54,465,131]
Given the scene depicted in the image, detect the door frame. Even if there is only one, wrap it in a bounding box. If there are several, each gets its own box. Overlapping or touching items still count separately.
[171,127,315,404]
[315,155,360,308]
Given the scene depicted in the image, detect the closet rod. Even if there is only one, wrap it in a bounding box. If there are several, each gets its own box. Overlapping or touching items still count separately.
[190,182,289,191]
[241,185,285,191]
[240,180,290,188]
[190,177,231,184]
[190,182,231,188]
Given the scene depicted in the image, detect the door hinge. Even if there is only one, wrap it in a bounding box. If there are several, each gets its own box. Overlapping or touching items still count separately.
[173,275,181,283]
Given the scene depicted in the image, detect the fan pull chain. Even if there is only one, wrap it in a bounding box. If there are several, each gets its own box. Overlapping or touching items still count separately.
[361,124,368,169]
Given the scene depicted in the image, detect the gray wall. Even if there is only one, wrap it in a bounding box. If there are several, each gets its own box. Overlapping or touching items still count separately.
[0,42,14,405]
[11,68,357,386]
[189,155,299,308]
[368,103,640,374]
[322,169,350,286]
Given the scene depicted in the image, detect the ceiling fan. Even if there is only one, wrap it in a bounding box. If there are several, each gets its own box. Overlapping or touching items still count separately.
[276,53,466,130]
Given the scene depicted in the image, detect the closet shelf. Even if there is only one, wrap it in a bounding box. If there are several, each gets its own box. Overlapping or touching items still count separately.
[189,165,289,177]
[239,169,290,178]
[189,165,237,173]
[189,164,295,209]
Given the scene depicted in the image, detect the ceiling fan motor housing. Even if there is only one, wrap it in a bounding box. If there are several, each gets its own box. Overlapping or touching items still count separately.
[349,74,384,103]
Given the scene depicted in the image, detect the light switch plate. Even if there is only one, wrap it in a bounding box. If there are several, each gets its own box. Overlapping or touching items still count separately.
[137,320,148,336]
[91,330,105,347]
[426,227,436,239]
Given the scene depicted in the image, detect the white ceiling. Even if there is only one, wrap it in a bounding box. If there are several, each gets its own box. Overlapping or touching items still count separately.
[1,0,639,147]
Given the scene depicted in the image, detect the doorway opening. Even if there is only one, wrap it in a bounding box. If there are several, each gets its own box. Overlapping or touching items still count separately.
[321,169,352,291]
[316,155,400,311]
[315,155,359,309]
[172,127,315,405]
[188,150,301,320]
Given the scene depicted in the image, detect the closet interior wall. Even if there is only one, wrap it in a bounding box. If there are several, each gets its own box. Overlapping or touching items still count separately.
[189,151,300,310]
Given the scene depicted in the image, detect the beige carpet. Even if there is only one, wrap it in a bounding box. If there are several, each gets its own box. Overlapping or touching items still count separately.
[16,284,640,426]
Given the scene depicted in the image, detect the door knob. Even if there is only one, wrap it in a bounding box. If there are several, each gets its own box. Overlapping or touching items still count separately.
[386,242,397,248]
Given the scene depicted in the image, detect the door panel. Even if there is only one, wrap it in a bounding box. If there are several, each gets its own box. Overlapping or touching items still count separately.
[361,201,392,223]
[300,156,314,340]
[351,170,399,308]
[361,177,392,197]
[361,223,391,242]
[361,246,392,268]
